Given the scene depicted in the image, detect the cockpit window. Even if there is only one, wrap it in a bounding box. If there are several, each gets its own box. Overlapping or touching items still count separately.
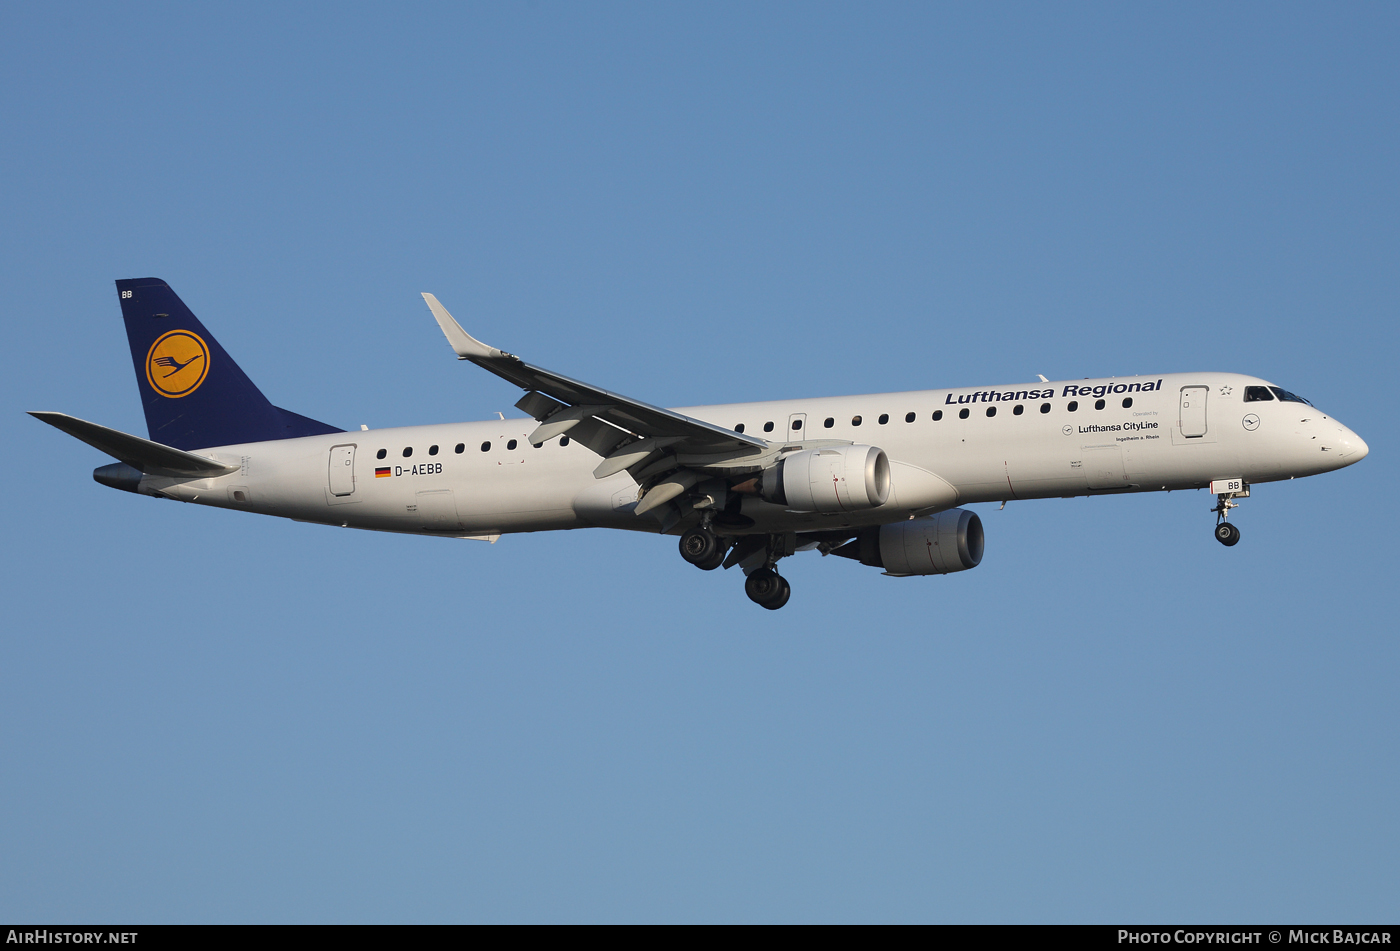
[1244,386,1275,402]
[1268,386,1312,405]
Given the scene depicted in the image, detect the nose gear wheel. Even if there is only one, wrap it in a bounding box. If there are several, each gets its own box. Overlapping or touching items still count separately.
[1214,522,1240,546]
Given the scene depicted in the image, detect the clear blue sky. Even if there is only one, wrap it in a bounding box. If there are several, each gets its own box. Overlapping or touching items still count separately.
[2,2,1396,923]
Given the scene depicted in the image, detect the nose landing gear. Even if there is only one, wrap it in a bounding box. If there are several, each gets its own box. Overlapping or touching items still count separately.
[1210,479,1249,547]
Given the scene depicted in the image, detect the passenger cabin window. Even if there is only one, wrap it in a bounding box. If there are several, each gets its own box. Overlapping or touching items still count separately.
[958,408,970,419]
[986,406,996,417]
[735,423,745,433]
[1122,397,1133,408]
[791,419,802,431]
[455,443,465,453]
[1013,404,1024,415]
[763,421,774,433]
[429,445,439,455]
[376,449,387,459]
[1270,387,1311,404]
[1067,401,1079,412]
[852,415,863,426]
[932,410,943,421]
[560,436,570,446]
[403,447,413,457]
[1094,399,1106,410]
[823,417,834,428]
[878,414,889,425]
[1244,386,1275,402]
[905,412,916,423]
[507,439,518,450]
[480,441,491,452]
[1040,403,1051,414]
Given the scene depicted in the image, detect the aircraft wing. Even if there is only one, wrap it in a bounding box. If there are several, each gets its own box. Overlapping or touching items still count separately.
[422,294,768,477]
[29,412,240,477]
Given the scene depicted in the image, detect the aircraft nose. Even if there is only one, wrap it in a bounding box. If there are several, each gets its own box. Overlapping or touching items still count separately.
[1339,426,1368,463]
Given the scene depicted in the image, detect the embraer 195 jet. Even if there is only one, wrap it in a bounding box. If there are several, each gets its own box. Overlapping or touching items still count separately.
[33,279,1369,610]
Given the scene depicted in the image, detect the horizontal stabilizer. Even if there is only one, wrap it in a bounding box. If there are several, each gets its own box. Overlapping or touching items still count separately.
[29,412,239,477]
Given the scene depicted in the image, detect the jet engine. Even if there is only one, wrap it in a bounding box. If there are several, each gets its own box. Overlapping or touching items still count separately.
[760,445,890,513]
[833,508,984,575]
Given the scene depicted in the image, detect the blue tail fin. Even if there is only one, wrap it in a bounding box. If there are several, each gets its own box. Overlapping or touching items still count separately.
[116,278,342,450]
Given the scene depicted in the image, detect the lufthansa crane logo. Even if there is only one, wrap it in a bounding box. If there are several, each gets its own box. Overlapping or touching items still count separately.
[145,330,210,398]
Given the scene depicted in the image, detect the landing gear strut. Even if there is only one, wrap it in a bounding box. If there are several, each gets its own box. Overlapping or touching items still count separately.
[1211,481,1247,547]
[679,527,725,570]
[744,567,791,610]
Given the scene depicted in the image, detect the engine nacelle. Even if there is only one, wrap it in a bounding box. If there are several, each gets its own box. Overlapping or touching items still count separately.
[761,445,891,513]
[834,508,984,575]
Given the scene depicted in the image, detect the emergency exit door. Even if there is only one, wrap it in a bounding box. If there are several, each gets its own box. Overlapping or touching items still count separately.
[328,444,356,496]
[1179,386,1208,438]
[787,413,807,440]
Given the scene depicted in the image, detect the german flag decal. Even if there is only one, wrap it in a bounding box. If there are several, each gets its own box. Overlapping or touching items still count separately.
[374,467,391,478]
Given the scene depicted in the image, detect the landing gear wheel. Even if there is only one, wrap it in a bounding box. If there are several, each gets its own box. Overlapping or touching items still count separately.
[1214,522,1241,547]
[769,576,791,610]
[679,528,724,570]
[744,568,791,610]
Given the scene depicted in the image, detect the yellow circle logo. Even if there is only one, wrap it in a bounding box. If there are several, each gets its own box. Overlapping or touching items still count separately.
[146,330,210,398]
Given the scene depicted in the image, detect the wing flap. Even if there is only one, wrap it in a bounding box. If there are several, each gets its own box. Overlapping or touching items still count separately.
[562,417,633,457]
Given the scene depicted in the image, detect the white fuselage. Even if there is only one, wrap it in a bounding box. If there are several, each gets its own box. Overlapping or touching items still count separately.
[135,372,1368,539]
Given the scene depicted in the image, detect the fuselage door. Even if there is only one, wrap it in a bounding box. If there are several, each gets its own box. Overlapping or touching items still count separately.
[1179,386,1208,438]
[787,413,807,441]
[328,444,356,496]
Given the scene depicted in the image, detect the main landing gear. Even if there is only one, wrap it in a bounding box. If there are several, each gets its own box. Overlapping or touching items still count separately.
[679,527,725,571]
[744,567,791,611]
[678,526,794,609]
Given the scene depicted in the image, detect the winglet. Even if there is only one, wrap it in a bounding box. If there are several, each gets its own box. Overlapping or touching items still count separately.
[421,293,512,361]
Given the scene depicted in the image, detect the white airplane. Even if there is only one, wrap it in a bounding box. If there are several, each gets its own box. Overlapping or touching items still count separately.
[33,278,1369,609]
